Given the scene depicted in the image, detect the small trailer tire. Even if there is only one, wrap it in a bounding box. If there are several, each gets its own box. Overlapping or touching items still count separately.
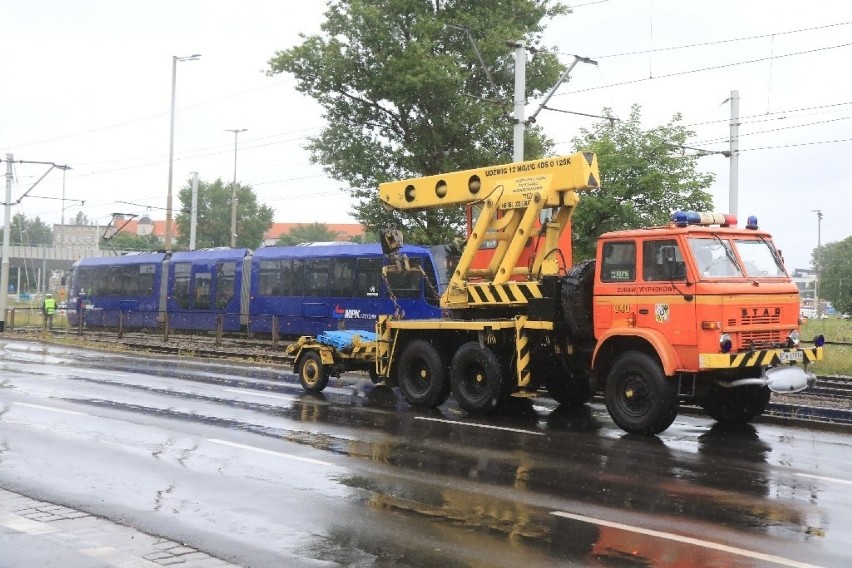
[298,351,329,393]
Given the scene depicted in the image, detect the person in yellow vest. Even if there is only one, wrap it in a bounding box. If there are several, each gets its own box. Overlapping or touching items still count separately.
[43,293,56,329]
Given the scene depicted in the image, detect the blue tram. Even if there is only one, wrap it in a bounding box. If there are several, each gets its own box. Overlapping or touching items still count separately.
[67,243,448,336]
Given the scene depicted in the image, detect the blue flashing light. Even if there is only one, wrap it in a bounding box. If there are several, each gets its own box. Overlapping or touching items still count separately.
[814,335,825,347]
[720,334,733,353]
[672,211,688,227]
[686,211,702,225]
[746,215,759,230]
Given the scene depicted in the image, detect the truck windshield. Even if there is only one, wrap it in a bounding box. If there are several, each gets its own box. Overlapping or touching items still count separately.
[734,238,787,277]
[688,237,743,278]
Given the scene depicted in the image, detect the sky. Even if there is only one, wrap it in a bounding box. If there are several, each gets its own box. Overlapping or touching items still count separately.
[2,0,851,272]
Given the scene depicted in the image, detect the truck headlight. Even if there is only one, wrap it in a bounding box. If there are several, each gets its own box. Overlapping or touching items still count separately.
[720,333,733,353]
[787,330,800,347]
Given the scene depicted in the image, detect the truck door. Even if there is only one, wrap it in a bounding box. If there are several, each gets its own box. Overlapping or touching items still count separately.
[637,239,696,347]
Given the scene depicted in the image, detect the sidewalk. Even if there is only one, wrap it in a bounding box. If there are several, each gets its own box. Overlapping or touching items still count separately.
[0,489,238,568]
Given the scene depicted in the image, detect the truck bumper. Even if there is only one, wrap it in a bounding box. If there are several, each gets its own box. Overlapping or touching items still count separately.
[698,346,822,393]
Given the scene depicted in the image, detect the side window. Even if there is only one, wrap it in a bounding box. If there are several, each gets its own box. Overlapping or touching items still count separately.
[215,262,236,309]
[356,257,382,297]
[304,258,330,297]
[138,264,156,295]
[173,263,191,308]
[601,242,636,283]
[282,259,304,296]
[385,258,423,299]
[642,240,686,281]
[258,260,281,296]
[329,258,356,297]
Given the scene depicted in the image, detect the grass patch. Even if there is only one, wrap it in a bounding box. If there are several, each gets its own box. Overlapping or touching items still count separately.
[802,318,852,376]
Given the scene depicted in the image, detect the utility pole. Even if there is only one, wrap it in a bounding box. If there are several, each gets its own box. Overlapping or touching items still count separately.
[225,128,247,247]
[813,209,823,318]
[190,171,199,251]
[1,155,13,332]
[728,90,740,217]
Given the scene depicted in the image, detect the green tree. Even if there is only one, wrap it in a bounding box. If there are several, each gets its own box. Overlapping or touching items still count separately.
[569,105,715,260]
[813,237,852,314]
[174,178,274,249]
[6,213,53,245]
[267,0,568,245]
[73,211,92,225]
[103,232,162,252]
[277,222,342,246]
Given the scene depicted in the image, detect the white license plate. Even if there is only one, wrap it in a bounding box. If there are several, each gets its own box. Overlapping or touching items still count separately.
[779,351,803,363]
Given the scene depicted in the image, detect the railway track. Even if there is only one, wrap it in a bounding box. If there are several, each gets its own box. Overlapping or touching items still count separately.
[12,327,852,427]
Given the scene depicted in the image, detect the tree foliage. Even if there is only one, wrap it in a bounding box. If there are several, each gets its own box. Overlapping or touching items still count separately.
[277,223,343,246]
[5,213,53,245]
[267,0,568,245]
[569,105,715,260]
[174,178,274,249]
[72,211,92,226]
[813,237,852,314]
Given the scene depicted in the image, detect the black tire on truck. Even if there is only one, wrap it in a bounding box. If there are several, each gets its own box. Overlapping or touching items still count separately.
[701,384,770,426]
[604,351,678,435]
[450,342,506,414]
[397,340,451,408]
[298,350,329,393]
[561,259,596,340]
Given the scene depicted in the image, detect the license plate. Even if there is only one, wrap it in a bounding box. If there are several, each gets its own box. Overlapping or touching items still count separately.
[779,351,803,363]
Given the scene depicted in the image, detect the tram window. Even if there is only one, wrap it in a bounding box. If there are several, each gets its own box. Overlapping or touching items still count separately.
[304,258,330,297]
[258,259,281,296]
[282,259,304,296]
[356,257,381,297]
[329,258,356,297]
[138,264,156,295]
[195,273,211,309]
[386,258,422,299]
[216,262,236,308]
[173,263,191,308]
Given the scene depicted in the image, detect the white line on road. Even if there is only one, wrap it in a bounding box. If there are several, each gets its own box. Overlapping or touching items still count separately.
[222,388,297,402]
[795,473,852,486]
[550,511,823,568]
[414,416,544,435]
[13,402,88,416]
[207,439,334,466]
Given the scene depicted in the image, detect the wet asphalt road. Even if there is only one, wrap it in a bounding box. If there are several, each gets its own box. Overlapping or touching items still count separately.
[1,338,850,567]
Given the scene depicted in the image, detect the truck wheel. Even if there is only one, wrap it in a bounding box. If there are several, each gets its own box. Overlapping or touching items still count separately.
[450,342,505,414]
[298,351,329,393]
[604,352,678,435]
[397,340,450,408]
[561,259,595,340]
[701,385,770,426]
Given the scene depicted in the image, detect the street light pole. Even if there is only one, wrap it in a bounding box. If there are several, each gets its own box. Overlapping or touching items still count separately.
[813,209,823,318]
[225,128,247,248]
[58,165,71,248]
[165,53,201,251]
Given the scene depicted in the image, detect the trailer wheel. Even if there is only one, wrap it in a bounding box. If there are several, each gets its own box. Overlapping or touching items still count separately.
[450,342,505,414]
[397,340,450,408]
[298,351,329,393]
[701,385,770,426]
[604,352,678,435]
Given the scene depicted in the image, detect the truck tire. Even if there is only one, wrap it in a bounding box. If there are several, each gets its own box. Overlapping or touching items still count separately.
[450,342,505,414]
[397,340,450,408]
[701,385,770,426]
[604,351,678,435]
[298,351,329,393]
[561,259,595,340]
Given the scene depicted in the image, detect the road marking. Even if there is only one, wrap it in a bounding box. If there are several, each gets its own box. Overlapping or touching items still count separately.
[13,402,88,416]
[0,513,59,535]
[550,511,823,568]
[414,416,544,435]
[222,388,297,402]
[795,473,852,486]
[207,439,334,466]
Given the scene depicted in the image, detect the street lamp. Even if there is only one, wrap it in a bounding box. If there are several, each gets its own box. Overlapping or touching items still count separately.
[165,53,201,251]
[813,209,823,318]
[225,128,247,248]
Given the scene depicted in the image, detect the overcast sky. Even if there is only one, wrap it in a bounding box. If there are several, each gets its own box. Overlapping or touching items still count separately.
[3,0,851,271]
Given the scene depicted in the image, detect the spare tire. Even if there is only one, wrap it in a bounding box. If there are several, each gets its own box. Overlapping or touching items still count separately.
[561,259,596,340]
